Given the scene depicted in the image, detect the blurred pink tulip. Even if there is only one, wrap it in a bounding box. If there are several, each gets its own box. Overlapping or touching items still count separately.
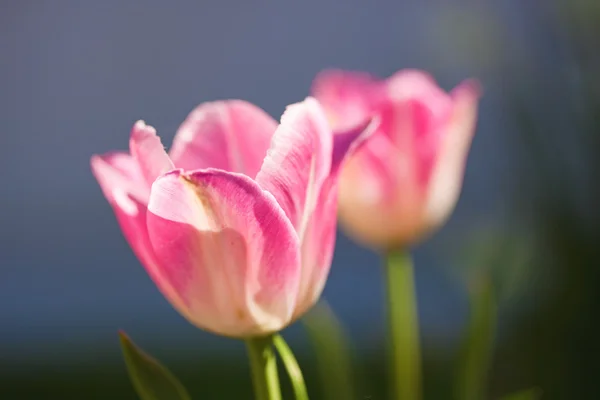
[312,69,481,249]
[91,98,375,337]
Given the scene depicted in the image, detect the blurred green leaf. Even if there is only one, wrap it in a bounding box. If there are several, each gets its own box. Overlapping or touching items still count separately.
[451,223,536,306]
[500,387,542,400]
[302,301,356,400]
[118,331,192,400]
[457,274,497,400]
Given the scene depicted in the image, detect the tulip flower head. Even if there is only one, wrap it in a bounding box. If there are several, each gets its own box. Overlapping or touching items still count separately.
[91,98,375,338]
[312,69,480,249]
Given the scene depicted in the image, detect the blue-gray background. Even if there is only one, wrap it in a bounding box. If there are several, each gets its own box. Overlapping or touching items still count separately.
[2,1,598,399]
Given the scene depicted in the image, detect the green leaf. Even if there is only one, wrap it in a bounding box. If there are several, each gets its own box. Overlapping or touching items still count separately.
[119,331,192,400]
[302,301,356,400]
[456,274,497,400]
[500,387,543,400]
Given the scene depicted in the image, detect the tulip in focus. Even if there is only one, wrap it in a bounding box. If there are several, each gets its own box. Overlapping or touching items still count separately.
[312,69,480,249]
[91,98,375,338]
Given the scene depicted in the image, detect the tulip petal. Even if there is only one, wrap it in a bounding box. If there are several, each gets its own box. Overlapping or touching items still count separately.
[383,72,456,191]
[255,98,332,239]
[146,169,301,337]
[385,70,439,98]
[90,153,187,313]
[90,152,149,208]
[129,120,175,187]
[331,116,380,174]
[311,70,386,130]
[292,118,379,318]
[425,79,481,226]
[386,70,453,117]
[292,177,338,319]
[169,100,277,178]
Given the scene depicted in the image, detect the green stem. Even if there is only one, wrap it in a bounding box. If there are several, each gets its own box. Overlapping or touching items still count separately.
[245,335,282,400]
[457,275,497,400]
[385,249,421,400]
[273,334,309,400]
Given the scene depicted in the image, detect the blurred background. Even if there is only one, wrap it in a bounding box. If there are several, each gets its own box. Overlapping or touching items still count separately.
[1,1,598,399]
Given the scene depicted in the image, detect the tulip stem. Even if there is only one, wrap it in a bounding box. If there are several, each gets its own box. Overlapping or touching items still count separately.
[273,334,309,400]
[246,335,282,400]
[385,249,421,400]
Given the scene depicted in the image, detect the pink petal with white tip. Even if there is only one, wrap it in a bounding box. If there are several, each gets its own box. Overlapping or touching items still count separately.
[129,120,174,187]
[256,98,332,239]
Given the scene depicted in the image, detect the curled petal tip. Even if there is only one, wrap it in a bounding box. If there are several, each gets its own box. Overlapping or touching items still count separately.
[129,119,174,186]
[455,78,483,98]
[130,120,162,151]
[89,154,101,168]
[278,98,329,138]
[132,120,157,135]
[302,96,319,105]
[283,97,324,118]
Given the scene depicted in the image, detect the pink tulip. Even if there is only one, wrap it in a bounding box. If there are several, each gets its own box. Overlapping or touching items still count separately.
[91,98,375,337]
[312,69,481,249]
